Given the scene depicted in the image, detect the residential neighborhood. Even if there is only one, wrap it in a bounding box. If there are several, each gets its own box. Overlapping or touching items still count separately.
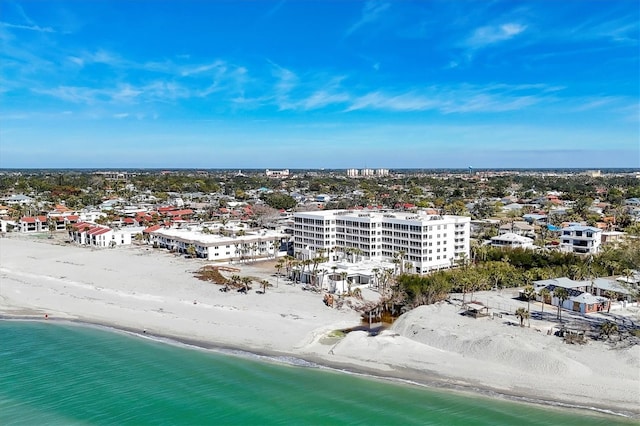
[1,168,639,315]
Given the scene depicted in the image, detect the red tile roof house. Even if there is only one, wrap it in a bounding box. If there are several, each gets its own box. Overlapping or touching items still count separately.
[122,217,137,227]
[19,216,48,233]
[74,223,140,248]
[48,214,81,231]
[19,216,38,233]
[86,226,114,247]
[165,209,194,220]
[70,222,116,247]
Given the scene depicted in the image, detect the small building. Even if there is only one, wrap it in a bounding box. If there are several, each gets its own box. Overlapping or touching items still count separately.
[463,302,490,318]
[490,232,534,249]
[601,231,625,246]
[498,221,535,237]
[532,278,612,314]
[568,292,609,314]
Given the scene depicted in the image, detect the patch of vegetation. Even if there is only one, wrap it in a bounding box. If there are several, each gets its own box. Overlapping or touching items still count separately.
[327,330,347,339]
[194,266,229,285]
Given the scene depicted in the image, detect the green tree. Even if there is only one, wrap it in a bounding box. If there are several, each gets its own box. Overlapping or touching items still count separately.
[261,193,298,210]
[444,200,468,216]
[240,276,252,294]
[522,285,536,314]
[48,220,57,238]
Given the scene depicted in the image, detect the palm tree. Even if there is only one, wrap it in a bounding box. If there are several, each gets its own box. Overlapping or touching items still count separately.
[404,262,414,274]
[186,245,197,258]
[240,276,252,294]
[539,288,550,314]
[230,274,241,289]
[396,250,406,274]
[48,220,56,238]
[553,287,569,322]
[604,290,617,313]
[522,285,536,313]
[283,255,295,278]
[515,307,530,327]
[260,279,270,294]
[340,272,348,295]
[275,260,284,287]
[371,268,379,290]
[392,258,401,276]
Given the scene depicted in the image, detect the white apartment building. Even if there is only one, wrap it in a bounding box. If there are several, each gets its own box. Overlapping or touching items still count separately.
[293,209,470,274]
[265,169,290,178]
[69,223,140,247]
[559,224,602,254]
[150,227,289,261]
[347,168,389,178]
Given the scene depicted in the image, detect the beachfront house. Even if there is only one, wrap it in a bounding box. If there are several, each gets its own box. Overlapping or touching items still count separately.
[490,232,535,249]
[532,277,616,314]
[559,224,602,254]
[19,216,48,233]
[70,222,141,248]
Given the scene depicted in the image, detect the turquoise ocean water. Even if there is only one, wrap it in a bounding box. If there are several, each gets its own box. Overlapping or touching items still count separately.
[0,321,634,426]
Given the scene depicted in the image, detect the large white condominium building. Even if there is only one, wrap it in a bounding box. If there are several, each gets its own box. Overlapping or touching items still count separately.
[293,209,470,274]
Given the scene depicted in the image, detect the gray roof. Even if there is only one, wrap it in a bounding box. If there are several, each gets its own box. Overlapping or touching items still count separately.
[570,293,607,304]
[534,276,631,295]
[561,224,601,233]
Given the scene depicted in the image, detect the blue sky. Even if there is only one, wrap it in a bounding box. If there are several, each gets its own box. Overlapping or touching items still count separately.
[1,0,638,169]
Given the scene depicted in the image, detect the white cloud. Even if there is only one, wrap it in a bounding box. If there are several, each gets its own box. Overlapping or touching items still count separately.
[1,22,55,33]
[346,91,435,112]
[180,60,226,77]
[300,91,350,110]
[345,1,390,36]
[466,23,527,47]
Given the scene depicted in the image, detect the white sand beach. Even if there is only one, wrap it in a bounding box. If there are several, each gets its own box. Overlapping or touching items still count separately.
[1,236,639,417]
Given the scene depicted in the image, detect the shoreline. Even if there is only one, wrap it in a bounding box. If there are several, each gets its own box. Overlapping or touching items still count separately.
[1,237,639,419]
[1,314,636,420]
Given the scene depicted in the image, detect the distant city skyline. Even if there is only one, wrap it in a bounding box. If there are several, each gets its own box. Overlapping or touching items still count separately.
[1,0,638,169]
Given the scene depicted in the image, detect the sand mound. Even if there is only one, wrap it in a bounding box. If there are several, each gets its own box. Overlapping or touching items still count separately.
[392,304,591,377]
